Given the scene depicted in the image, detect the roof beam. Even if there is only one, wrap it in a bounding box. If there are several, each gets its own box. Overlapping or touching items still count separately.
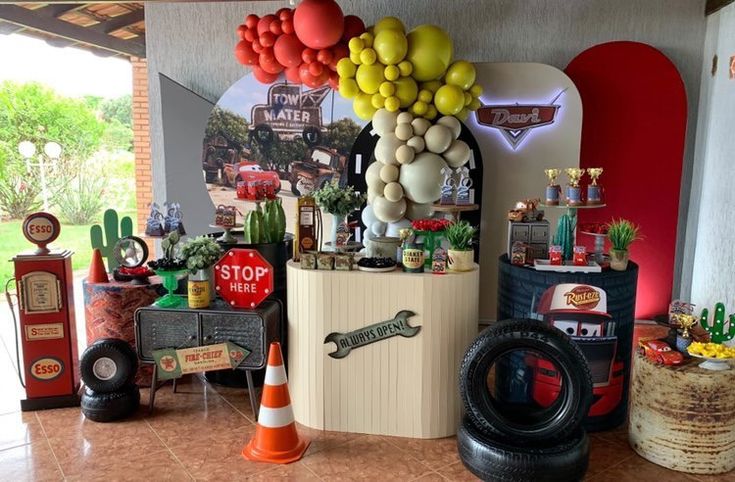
[0,4,145,57]
[706,0,734,14]
[93,9,143,34]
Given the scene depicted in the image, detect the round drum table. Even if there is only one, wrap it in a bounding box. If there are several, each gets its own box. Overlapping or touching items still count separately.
[287,261,480,438]
[629,354,735,475]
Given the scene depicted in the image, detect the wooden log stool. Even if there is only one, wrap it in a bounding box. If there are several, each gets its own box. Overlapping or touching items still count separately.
[83,279,161,387]
[629,353,735,474]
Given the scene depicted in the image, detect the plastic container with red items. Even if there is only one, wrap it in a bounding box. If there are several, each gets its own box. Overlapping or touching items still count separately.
[549,245,563,265]
[573,246,587,266]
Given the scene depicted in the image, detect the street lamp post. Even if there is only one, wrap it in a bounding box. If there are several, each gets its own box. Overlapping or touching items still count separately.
[18,140,62,212]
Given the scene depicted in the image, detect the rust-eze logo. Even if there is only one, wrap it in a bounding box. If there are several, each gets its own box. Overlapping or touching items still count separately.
[475,89,566,150]
[563,285,601,311]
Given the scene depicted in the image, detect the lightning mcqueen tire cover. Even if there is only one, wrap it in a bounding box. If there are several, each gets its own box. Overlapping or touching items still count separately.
[80,338,138,393]
[457,416,589,482]
[81,384,140,423]
[460,319,593,444]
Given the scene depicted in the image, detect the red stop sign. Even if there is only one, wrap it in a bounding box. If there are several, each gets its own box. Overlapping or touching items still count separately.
[214,249,274,309]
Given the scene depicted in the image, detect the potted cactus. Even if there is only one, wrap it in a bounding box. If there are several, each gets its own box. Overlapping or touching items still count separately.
[242,199,287,245]
[445,220,477,272]
[181,235,223,306]
[607,218,641,271]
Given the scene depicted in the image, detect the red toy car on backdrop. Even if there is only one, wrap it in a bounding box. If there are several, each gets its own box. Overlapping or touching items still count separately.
[223,161,281,193]
[638,339,684,365]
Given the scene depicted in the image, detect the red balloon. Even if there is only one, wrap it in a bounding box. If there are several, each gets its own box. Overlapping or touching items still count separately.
[293,0,344,49]
[243,28,257,43]
[260,46,275,61]
[301,48,317,64]
[341,15,366,42]
[329,43,348,71]
[317,49,333,65]
[234,40,258,66]
[257,14,277,36]
[281,19,294,35]
[245,14,259,29]
[269,21,282,36]
[328,71,339,90]
[308,61,324,76]
[252,41,264,54]
[274,33,305,68]
[285,65,301,84]
[259,31,276,48]
[260,53,284,75]
[237,24,248,40]
[253,65,278,84]
[276,8,292,21]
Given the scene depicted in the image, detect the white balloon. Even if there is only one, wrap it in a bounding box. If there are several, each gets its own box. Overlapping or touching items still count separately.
[385,218,412,237]
[396,144,415,164]
[361,204,378,226]
[372,108,398,137]
[405,200,435,220]
[397,112,414,124]
[366,161,384,186]
[442,140,471,168]
[367,188,381,204]
[424,125,453,154]
[437,115,462,139]
[399,152,447,204]
[411,118,431,136]
[371,220,387,236]
[374,133,403,165]
[407,136,426,153]
[380,164,400,183]
[395,123,413,141]
[363,229,377,241]
[384,182,404,202]
[373,195,407,223]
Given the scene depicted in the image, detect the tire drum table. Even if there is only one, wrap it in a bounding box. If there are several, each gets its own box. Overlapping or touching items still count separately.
[629,354,735,475]
[458,319,593,481]
[497,254,638,431]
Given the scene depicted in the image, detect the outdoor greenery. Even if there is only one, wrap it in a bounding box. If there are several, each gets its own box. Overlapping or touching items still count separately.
[313,181,366,217]
[607,218,641,252]
[446,220,477,251]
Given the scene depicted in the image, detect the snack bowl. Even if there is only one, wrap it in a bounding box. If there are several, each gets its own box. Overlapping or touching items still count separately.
[688,353,733,371]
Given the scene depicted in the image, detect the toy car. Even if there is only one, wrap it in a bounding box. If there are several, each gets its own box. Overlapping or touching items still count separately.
[223,161,281,193]
[638,339,684,365]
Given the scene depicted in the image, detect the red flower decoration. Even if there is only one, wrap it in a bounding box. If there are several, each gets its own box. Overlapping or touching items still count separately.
[411,218,452,232]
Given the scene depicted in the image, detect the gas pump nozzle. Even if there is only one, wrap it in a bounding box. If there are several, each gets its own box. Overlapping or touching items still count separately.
[5,278,26,388]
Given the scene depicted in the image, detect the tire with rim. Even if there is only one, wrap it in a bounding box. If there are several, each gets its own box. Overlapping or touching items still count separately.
[457,416,589,482]
[460,319,593,444]
[81,384,140,423]
[80,338,138,393]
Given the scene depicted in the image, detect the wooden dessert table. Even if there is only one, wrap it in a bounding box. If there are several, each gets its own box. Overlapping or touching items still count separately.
[286,261,480,438]
[629,354,735,474]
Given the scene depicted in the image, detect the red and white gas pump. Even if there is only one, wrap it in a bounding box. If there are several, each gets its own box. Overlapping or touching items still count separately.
[5,212,80,411]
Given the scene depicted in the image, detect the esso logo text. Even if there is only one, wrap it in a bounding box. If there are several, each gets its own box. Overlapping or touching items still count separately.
[26,218,54,241]
[22,212,60,247]
[30,357,64,381]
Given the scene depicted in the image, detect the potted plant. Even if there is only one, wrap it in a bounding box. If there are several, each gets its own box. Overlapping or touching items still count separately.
[445,220,477,272]
[147,231,188,308]
[181,235,223,306]
[607,218,641,271]
[313,181,366,250]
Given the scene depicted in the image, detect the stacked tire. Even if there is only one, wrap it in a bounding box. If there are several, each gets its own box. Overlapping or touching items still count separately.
[80,338,140,422]
[458,319,593,482]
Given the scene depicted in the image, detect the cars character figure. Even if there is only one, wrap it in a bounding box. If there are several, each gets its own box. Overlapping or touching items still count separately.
[528,283,624,418]
[223,161,281,194]
[638,339,684,365]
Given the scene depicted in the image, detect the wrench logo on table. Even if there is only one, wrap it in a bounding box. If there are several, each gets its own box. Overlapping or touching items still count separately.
[324,310,421,359]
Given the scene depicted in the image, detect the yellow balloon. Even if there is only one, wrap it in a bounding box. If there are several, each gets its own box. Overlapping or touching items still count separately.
[354,92,377,120]
[434,84,464,116]
[469,83,483,98]
[397,60,413,77]
[359,32,374,48]
[374,16,405,34]
[355,63,385,94]
[445,60,476,90]
[339,78,359,99]
[384,96,400,112]
[384,65,400,81]
[394,76,418,108]
[456,107,470,121]
[336,58,357,78]
[468,98,481,111]
[421,80,442,93]
[379,81,396,97]
[348,37,364,54]
[411,101,428,116]
[464,92,473,106]
[424,105,438,120]
[350,51,362,65]
[374,30,408,65]
[405,25,453,82]
[371,93,386,109]
[418,89,433,103]
[360,48,377,65]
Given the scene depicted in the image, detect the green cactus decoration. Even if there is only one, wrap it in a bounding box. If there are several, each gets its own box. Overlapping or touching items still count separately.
[553,213,574,260]
[700,302,735,343]
[243,200,286,245]
[90,209,133,271]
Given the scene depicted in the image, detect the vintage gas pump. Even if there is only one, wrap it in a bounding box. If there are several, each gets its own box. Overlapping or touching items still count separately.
[5,212,80,410]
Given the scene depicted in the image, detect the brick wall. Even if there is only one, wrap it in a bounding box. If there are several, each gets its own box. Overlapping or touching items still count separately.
[131,56,152,233]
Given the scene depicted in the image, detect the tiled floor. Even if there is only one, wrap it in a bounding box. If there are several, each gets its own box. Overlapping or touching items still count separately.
[0,323,732,481]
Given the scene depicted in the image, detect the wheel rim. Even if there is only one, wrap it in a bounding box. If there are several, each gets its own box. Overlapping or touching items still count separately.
[92,357,118,381]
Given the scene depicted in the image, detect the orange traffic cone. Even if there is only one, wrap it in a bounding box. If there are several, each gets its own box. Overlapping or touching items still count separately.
[242,342,309,464]
[88,249,109,283]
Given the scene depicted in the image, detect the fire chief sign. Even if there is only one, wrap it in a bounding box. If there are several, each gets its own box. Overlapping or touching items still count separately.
[214,249,273,309]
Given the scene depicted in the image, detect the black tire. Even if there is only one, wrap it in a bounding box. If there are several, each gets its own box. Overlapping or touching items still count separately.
[81,385,140,423]
[457,416,589,482]
[302,126,322,147]
[460,319,593,444]
[80,338,138,393]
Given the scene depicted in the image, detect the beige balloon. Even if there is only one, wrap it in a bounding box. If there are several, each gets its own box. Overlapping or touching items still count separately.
[405,200,435,220]
[397,112,414,124]
[437,115,462,139]
[366,161,386,189]
[442,139,471,168]
[384,182,404,202]
[373,195,407,223]
[399,151,447,204]
[407,136,426,153]
[424,124,453,154]
[374,133,404,165]
[395,123,414,141]
[411,118,431,137]
[396,144,416,164]
[373,108,398,136]
[380,164,400,183]
[367,188,380,204]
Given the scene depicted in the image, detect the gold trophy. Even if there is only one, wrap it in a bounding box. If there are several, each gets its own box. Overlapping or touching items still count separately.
[564,168,585,206]
[586,167,604,205]
[544,169,561,206]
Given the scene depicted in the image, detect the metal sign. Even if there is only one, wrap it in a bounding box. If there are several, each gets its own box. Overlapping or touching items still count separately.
[214,249,274,309]
[324,311,420,359]
[153,342,250,380]
[250,84,329,138]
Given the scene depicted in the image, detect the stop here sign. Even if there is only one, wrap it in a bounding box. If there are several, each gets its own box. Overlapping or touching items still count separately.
[214,249,274,309]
